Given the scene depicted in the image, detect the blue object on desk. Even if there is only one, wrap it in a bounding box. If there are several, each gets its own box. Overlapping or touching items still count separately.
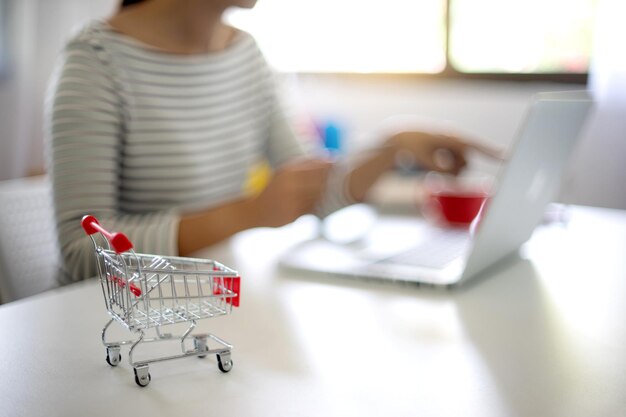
[322,121,342,156]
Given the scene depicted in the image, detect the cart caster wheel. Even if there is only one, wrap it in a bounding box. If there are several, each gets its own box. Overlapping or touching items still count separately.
[134,373,151,387]
[105,346,121,366]
[106,353,122,366]
[217,354,233,373]
[133,366,151,387]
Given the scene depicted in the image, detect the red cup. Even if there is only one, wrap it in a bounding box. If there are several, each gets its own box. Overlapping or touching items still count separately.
[422,173,492,227]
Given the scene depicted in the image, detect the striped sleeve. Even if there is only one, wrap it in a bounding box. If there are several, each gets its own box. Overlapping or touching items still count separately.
[46,39,179,283]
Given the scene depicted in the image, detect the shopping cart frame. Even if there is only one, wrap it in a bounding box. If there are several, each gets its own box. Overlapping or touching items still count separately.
[82,215,240,387]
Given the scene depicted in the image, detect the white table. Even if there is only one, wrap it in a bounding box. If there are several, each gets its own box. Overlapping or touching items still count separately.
[1,205,625,417]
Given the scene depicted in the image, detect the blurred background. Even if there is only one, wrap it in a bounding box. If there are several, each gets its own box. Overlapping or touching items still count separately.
[0,0,624,209]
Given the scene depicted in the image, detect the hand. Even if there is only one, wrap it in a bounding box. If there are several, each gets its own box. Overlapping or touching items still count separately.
[387,131,504,175]
[252,158,333,227]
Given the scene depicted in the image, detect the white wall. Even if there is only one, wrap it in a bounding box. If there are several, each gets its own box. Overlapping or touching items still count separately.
[559,0,626,210]
[0,0,37,180]
[0,0,117,179]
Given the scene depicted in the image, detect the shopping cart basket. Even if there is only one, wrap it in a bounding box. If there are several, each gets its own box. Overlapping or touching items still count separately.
[82,215,241,387]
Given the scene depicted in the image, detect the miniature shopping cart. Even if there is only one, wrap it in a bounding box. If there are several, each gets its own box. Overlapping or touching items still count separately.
[82,215,241,387]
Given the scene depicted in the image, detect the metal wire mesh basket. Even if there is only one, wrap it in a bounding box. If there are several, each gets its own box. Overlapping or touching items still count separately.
[82,215,240,387]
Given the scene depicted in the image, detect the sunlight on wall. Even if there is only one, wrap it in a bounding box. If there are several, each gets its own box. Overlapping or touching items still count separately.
[226,0,446,73]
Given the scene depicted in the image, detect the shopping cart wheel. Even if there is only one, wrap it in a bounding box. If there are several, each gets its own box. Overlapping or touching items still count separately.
[217,353,233,373]
[134,365,151,387]
[105,346,121,366]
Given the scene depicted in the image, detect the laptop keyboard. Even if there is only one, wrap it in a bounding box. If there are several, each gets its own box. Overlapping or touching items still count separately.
[378,229,471,269]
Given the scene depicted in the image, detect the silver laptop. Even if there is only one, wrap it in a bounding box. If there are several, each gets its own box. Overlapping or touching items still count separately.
[279,91,594,287]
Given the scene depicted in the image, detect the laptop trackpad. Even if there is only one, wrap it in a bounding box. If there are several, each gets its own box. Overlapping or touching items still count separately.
[280,216,471,281]
[377,229,471,269]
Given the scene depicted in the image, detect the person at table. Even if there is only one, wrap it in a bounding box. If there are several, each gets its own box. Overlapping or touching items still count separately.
[46,0,500,282]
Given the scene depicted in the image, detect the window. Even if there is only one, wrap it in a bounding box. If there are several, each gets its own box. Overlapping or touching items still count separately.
[449,0,596,80]
[227,0,597,81]
[227,0,447,74]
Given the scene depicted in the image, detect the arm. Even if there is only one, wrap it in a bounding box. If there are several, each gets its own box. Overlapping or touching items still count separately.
[344,144,396,202]
[345,131,504,202]
[178,158,332,256]
[178,198,257,256]
[47,39,179,281]
[177,127,502,255]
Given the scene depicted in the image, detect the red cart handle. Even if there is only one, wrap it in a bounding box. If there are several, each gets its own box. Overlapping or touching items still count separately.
[81,215,133,254]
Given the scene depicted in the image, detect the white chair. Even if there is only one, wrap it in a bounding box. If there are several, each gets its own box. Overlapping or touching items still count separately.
[0,176,61,303]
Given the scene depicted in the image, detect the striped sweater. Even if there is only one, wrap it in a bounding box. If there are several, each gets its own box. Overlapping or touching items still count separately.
[46,21,352,282]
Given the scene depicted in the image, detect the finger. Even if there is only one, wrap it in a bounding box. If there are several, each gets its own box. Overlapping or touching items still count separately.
[299,182,328,204]
[279,172,326,207]
[436,133,505,161]
[288,195,319,216]
[463,141,505,160]
[279,162,331,188]
[411,148,439,172]
[432,148,467,174]
[450,149,468,174]
[284,197,314,220]
[288,165,332,191]
[282,158,334,173]
[284,176,327,197]
[445,158,466,176]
